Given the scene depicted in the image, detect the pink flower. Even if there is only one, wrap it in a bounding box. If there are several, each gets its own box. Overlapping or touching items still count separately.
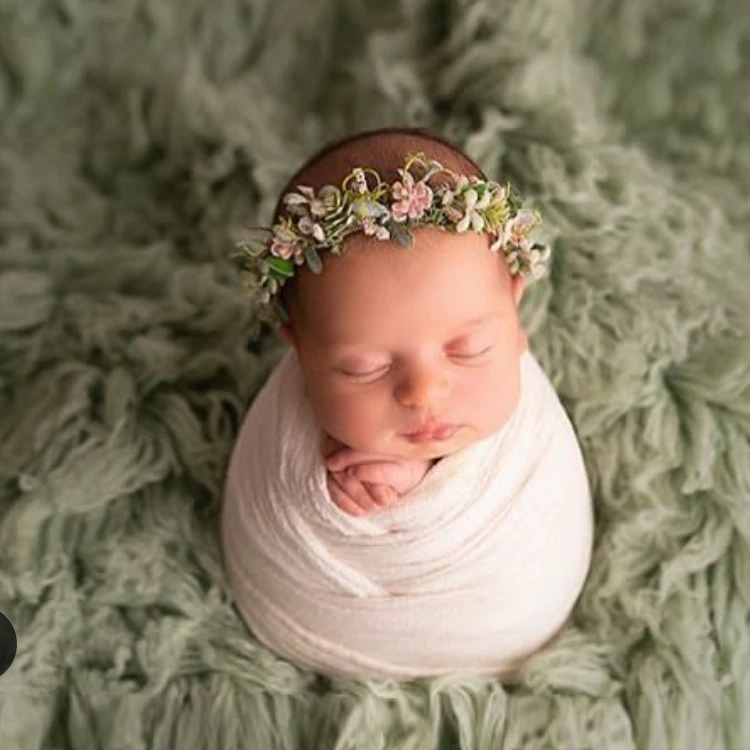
[270,237,295,260]
[269,222,301,261]
[390,171,434,222]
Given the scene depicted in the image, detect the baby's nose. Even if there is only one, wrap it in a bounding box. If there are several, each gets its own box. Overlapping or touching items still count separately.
[395,368,449,409]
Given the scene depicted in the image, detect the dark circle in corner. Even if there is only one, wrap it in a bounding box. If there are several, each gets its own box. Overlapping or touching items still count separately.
[0,612,17,677]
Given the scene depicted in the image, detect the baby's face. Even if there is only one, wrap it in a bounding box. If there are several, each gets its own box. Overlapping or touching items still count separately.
[279,227,528,461]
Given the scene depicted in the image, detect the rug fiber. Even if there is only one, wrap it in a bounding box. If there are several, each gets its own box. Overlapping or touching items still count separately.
[1,0,749,748]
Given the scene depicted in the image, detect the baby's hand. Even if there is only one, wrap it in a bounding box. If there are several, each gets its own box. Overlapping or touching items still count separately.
[325,471,398,517]
[321,434,435,516]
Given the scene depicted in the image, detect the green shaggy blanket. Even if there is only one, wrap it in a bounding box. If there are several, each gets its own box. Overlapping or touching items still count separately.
[1,0,749,748]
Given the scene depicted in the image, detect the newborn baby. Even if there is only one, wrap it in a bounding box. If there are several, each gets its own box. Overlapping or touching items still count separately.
[222,127,593,679]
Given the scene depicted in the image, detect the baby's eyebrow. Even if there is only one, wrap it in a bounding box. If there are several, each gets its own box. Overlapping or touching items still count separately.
[456,314,497,329]
[326,314,499,353]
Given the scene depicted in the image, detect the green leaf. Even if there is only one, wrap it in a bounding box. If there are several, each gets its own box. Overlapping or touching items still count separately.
[305,246,324,274]
[273,298,290,324]
[266,256,295,278]
[388,221,414,247]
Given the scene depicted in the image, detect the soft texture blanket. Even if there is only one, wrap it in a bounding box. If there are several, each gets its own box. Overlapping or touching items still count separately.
[222,349,593,679]
[1,0,750,748]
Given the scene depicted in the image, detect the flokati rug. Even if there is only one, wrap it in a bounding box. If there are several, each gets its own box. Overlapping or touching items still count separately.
[0,0,749,748]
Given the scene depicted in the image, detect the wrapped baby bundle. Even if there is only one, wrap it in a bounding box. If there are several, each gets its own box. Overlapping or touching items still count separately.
[221,348,594,679]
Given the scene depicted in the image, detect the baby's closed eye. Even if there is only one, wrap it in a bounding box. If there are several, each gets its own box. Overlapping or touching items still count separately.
[337,345,494,380]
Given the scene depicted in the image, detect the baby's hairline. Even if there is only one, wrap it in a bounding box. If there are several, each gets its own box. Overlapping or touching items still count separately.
[271,127,488,225]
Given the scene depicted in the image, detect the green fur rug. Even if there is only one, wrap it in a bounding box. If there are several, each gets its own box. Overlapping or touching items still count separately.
[1,0,749,748]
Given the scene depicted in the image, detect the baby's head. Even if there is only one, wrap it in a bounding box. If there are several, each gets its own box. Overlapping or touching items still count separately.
[274,128,529,461]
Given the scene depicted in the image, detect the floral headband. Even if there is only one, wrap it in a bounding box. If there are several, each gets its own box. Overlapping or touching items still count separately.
[232,151,551,325]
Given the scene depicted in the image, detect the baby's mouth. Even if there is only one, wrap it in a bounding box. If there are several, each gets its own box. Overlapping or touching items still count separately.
[403,424,460,443]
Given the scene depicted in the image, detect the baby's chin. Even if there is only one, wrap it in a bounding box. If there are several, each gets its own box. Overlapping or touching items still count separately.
[411,433,475,460]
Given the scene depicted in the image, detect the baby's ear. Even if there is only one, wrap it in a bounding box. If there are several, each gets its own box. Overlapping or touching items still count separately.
[277,323,296,348]
[511,274,526,307]
[518,326,528,352]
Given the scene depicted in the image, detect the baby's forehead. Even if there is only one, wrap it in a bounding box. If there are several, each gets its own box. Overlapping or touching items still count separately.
[309,268,507,343]
[296,231,505,309]
[312,304,504,355]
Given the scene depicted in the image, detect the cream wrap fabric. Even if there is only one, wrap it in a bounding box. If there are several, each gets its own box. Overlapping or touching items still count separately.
[221,348,594,680]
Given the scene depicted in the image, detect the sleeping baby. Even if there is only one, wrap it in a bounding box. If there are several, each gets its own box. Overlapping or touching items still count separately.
[221,127,594,679]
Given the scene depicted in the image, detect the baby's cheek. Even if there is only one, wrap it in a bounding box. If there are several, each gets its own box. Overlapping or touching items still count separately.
[460,362,519,428]
[491,362,522,421]
[311,383,386,448]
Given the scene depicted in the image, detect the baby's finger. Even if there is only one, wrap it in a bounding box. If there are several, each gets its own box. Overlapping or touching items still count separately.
[337,473,382,514]
[327,473,367,516]
[364,482,397,507]
[325,449,394,472]
[342,476,380,513]
[345,462,411,490]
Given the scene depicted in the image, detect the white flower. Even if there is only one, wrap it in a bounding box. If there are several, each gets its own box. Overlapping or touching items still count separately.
[440,175,470,208]
[273,222,298,243]
[362,218,390,240]
[528,244,551,278]
[284,185,331,218]
[489,184,507,204]
[351,168,369,194]
[283,186,315,206]
[501,209,538,246]
[298,216,325,242]
[456,188,492,233]
[314,185,344,217]
[505,249,521,275]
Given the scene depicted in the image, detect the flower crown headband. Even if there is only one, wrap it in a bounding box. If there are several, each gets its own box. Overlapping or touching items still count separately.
[232,151,551,325]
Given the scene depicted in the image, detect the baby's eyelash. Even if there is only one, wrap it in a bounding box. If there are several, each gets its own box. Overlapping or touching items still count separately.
[339,347,493,379]
[458,346,492,359]
[340,367,388,379]
[452,347,492,362]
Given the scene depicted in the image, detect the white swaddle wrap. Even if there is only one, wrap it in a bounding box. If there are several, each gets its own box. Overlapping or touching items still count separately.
[221,347,594,679]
